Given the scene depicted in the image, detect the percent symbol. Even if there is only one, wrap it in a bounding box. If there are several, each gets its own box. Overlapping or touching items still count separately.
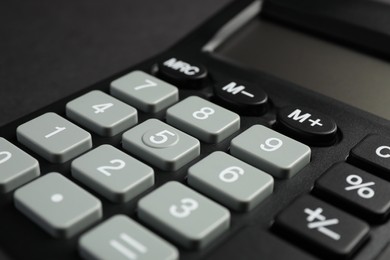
[345,174,375,199]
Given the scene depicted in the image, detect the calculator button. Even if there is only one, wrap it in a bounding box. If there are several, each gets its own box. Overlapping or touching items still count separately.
[277,106,337,145]
[14,173,102,238]
[17,112,92,163]
[188,151,273,211]
[110,70,178,113]
[315,163,390,221]
[166,96,240,143]
[350,134,390,176]
[79,215,178,260]
[156,57,207,86]
[72,145,154,203]
[0,138,40,193]
[214,80,268,115]
[274,195,369,258]
[138,181,230,248]
[122,119,200,171]
[230,125,311,178]
[66,90,137,137]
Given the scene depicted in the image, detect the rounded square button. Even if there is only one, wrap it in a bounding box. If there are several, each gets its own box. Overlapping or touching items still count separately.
[17,112,92,163]
[66,90,137,136]
[14,173,102,238]
[230,125,311,178]
[138,181,230,248]
[110,70,178,113]
[166,96,240,143]
[0,138,40,193]
[79,215,178,260]
[122,119,200,171]
[72,145,154,203]
[188,151,273,211]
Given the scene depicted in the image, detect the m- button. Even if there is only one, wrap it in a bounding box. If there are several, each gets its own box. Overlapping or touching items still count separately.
[350,135,390,178]
[277,106,337,145]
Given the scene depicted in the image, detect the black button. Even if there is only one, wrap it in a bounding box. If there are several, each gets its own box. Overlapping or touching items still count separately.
[213,80,268,115]
[350,135,390,178]
[277,106,337,145]
[274,195,369,258]
[156,57,207,86]
[315,163,390,222]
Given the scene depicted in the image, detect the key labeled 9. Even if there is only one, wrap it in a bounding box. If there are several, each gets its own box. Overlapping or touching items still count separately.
[260,137,283,152]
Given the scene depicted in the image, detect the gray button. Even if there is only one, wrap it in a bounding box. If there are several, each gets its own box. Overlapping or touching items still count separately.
[0,138,40,193]
[72,145,154,203]
[14,173,102,238]
[79,215,178,260]
[17,113,92,163]
[166,96,240,143]
[122,119,200,171]
[188,151,274,211]
[110,70,178,113]
[66,90,137,136]
[230,125,311,178]
[138,181,230,248]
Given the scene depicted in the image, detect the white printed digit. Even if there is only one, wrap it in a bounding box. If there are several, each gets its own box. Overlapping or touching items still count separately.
[134,79,157,90]
[0,151,12,164]
[260,137,283,152]
[219,166,244,183]
[92,103,113,114]
[149,130,176,144]
[45,126,66,139]
[97,159,126,176]
[192,107,215,120]
[169,198,199,218]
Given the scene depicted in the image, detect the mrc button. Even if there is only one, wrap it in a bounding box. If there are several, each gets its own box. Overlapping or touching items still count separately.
[277,106,337,145]
[156,57,207,86]
[214,80,268,115]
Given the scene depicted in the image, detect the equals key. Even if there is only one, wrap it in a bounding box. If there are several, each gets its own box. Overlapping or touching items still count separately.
[274,195,369,258]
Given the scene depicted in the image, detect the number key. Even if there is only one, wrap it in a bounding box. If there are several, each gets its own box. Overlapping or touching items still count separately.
[72,145,154,203]
[122,119,200,171]
[230,125,311,178]
[138,181,230,248]
[188,152,274,211]
[66,90,137,136]
[166,96,240,143]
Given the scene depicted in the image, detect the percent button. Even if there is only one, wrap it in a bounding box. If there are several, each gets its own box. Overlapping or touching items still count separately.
[315,163,390,221]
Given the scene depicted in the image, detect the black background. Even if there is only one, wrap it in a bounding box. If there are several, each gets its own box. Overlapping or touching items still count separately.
[0,0,231,127]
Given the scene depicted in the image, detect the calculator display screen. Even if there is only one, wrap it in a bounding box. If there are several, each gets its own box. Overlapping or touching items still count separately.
[216,18,390,120]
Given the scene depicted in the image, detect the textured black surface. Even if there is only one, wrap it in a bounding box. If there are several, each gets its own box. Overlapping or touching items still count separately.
[0,0,231,127]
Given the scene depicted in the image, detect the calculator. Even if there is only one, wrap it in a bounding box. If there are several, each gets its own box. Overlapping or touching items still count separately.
[2,0,390,259]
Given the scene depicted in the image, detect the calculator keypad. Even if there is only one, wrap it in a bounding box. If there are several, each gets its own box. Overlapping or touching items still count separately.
[122,119,200,171]
[230,125,311,178]
[17,112,92,163]
[166,96,240,143]
[14,173,102,238]
[66,90,138,137]
[138,181,230,249]
[0,137,40,193]
[79,215,178,260]
[110,70,178,113]
[71,145,154,203]
[188,151,274,211]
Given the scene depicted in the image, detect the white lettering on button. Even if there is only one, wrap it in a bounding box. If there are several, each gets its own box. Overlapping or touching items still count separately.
[0,151,12,164]
[51,193,64,203]
[110,232,148,260]
[45,126,66,139]
[288,109,322,127]
[222,82,254,98]
[304,207,340,240]
[376,146,390,158]
[163,58,200,76]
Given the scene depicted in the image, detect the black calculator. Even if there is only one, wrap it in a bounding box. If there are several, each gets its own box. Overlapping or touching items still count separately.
[3,0,390,259]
